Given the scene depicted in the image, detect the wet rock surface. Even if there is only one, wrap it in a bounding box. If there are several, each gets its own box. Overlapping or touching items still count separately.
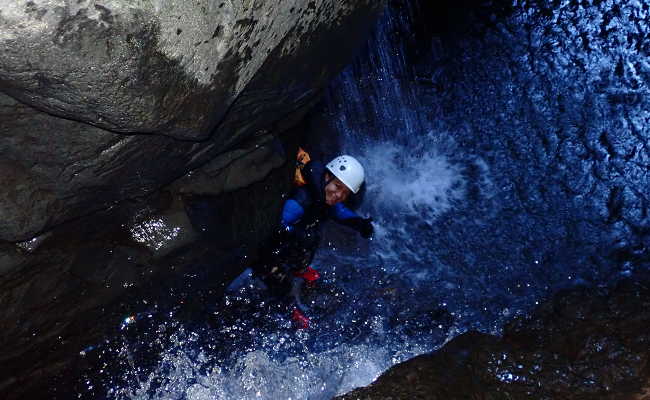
[337,272,650,400]
[326,0,650,325]
[325,0,650,398]
[0,0,380,138]
[420,0,650,293]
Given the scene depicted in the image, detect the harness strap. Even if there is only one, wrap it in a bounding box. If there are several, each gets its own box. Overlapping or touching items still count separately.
[293,147,311,187]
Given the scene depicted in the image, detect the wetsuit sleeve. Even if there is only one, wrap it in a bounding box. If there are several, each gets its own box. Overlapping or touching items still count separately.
[280,199,304,230]
[334,204,374,238]
[330,203,360,220]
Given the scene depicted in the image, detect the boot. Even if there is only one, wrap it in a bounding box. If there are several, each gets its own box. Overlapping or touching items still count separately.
[293,266,320,287]
[291,308,310,329]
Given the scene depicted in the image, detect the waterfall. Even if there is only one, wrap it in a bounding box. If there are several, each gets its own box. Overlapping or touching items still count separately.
[80,0,641,398]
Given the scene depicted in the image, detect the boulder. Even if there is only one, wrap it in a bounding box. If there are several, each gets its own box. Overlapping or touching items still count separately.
[337,273,650,400]
[0,0,380,138]
[0,0,385,241]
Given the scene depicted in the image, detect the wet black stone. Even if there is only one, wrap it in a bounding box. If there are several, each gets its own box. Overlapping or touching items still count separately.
[338,273,650,399]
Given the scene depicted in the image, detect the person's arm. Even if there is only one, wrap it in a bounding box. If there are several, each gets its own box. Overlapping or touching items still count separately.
[280,199,304,231]
[331,203,374,238]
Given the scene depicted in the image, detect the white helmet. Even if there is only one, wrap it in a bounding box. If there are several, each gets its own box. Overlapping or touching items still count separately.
[326,155,365,194]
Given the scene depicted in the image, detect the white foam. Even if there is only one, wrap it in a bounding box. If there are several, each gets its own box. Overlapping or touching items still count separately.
[339,133,465,276]
[108,328,430,400]
[360,137,465,217]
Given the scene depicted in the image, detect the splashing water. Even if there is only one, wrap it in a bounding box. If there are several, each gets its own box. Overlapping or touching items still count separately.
[91,259,457,399]
[362,138,464,217]
[355,137,465,270]
[112,335,426,399]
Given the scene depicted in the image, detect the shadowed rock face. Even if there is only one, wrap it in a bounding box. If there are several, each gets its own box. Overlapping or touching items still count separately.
[337,273,650,400]
[1,0,376,138]
[0,92,194,241]
[0,0,385,242]
[0,162,294,399]
[0,1,385,397]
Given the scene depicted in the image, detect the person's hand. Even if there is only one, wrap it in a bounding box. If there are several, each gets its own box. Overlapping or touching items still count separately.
[340,217,374,239]
[358,218,374,239]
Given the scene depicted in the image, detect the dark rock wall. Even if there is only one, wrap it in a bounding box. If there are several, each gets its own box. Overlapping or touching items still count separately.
[0,1,386,398]
[353,0,650,317]
[335,0,650,398]
[0,0,384,242]
[313,0,650,334]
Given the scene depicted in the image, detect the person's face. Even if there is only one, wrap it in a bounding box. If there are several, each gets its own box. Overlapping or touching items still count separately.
[324,173,351,206]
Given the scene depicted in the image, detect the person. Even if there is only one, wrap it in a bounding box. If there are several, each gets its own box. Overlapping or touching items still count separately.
[252,148,374,328]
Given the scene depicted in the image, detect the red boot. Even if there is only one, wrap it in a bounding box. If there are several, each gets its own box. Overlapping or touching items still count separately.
[294,266,320,287]
[291,308,310,329]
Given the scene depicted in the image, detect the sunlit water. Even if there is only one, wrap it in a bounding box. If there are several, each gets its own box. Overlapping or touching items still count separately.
[78,2,599,399]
